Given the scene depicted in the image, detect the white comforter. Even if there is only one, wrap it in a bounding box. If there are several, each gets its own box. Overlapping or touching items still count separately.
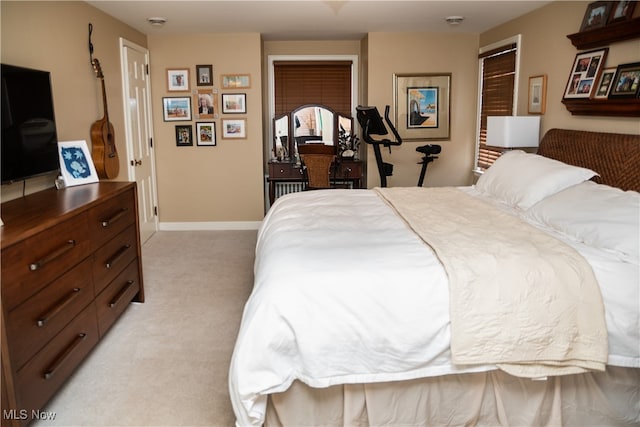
[229,188,639,427]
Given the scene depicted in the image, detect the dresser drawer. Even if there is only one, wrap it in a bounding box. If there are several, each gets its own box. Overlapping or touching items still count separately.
[6,258,94,371]
[95,260,140,336]
[89,188,136,250]
[269,163,303,179]
[15,303,99,413]
[92,224,138,295]
[2,216,90,311]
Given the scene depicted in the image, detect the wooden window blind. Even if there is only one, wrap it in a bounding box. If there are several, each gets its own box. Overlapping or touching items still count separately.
[477,44,517,170]
[274,61,352,116]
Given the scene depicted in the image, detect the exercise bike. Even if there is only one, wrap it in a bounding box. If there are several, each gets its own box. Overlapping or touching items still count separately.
[356,105,440,187]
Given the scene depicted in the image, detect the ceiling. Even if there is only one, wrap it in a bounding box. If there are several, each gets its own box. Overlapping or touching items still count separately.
[87,0,552,40]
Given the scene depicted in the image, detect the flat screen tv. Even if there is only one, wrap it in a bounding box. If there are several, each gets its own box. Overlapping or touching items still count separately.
[1,63,59,184]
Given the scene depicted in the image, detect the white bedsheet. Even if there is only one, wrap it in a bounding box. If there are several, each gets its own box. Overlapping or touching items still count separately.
[229,188,639,427]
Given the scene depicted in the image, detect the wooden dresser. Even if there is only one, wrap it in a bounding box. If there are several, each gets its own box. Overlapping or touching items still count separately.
[1,182,144,426]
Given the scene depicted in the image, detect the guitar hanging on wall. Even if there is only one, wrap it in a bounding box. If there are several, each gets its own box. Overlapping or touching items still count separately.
[89,23,119,179]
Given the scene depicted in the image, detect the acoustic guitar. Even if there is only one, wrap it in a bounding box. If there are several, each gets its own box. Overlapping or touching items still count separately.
[90,58,119,179]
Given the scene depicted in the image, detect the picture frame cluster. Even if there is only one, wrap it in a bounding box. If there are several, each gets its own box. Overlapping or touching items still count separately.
[163,65,250,146]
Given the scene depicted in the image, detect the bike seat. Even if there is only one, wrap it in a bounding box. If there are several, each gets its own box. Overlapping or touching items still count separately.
[416,144,441,156]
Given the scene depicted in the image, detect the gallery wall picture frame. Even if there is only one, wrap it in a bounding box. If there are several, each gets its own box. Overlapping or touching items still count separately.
[162,96,192,121]
[528,74,547,114]
[221,74,251,89]
[221,93,247,114]
[57,140,99,187]
[175,125,193,146]
[563,48,608,99]
[579,1,612,31]
[222,118,247,139]
[607,0,636,24]
[608,61,640,99]
[167,68,190,92]
[196,122,216,146]
[594,67,617,99]
[194,89,217,119]
[196,64,213,86]
[393,73,451,141]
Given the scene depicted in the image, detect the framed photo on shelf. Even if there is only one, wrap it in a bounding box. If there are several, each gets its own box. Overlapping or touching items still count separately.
[594,67,617,99]
[607,0,636,24]
[175,125,193,146]
[563,48,608,99]
[221,93,246,114]
[194,89,217,119]
[393,73,451,140]
[196,64,213,86]
[162,97,192,121]
[57,140,99,187]
[579,1,612,31]
[221,74,251,89]
[608,62,640,99]
[222,118,247,139]
[167,68,190,92]
[528,74,547,114]
[196,122,216,146]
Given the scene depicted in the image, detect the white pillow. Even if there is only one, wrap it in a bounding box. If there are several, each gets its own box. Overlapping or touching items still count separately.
[526,181,640,259]
[475,150,597,209]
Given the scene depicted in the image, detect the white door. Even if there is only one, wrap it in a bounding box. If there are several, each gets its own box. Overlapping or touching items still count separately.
[120,39,158,243]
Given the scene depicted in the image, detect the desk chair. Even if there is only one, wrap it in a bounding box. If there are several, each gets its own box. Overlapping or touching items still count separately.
[298,143,335,189]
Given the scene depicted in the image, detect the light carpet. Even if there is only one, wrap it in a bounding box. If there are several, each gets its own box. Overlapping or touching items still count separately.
[33,230,257,427]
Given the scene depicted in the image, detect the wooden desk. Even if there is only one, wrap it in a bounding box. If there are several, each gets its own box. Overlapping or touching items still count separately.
[268,159,363,205]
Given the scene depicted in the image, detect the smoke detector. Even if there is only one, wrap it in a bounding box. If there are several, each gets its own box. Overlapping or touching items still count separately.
[445,16,465,25]
[147,17,167,27]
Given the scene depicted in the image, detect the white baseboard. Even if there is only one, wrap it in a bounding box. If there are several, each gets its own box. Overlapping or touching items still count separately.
[159,221,261,231]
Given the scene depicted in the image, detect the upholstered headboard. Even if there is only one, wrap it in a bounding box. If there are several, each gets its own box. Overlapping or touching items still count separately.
[537,128,640,192]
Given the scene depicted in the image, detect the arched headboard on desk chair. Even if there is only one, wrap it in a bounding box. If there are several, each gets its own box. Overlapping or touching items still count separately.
[537,128,640,192]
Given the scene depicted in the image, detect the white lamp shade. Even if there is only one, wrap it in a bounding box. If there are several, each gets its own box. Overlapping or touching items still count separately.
[486,116,540,148]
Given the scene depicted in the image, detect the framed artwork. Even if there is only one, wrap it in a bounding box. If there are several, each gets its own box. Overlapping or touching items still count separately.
[196,122,216,146]
[162,97,192,121]
[579,1,612,31]
[221,74,251,89]
[607,1,636,24]
[194,89,217,119]
[608,62,640,99]
[167,68,190,92]
[175,125,193,146]
[528,74,547,114]
[221,93,246,114]
[222,118,247,139]
[594,67,617,98]
[196,64,213,86]
[563,48,608,99]
[394,73,451,140]
[57,140,99,187]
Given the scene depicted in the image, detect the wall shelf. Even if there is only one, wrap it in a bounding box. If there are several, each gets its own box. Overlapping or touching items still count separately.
[567,17,640,49]
[562,98,640,117]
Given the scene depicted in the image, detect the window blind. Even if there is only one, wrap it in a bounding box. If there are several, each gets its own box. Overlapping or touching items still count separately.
[477,45,517,170]
[274,61,352,116]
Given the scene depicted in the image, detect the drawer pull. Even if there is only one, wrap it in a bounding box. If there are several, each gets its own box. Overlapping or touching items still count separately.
[109,280,135,308]
[37,288,82,327]
[29,240,76,271]
[105,244,131,269]
[43,333,87,380]
[101,207,129,228]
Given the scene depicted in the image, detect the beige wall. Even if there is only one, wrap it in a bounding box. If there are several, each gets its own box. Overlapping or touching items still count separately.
[481,1,640,136]
[365,32,480,187]
[148,33,264,222]
[0,1,146,201]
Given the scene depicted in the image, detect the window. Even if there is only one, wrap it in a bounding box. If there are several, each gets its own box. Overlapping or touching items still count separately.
[273,60,352,116]
[475,36,520,171]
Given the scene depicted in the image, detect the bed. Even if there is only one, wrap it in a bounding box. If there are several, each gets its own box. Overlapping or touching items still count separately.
[229,129,640,427]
